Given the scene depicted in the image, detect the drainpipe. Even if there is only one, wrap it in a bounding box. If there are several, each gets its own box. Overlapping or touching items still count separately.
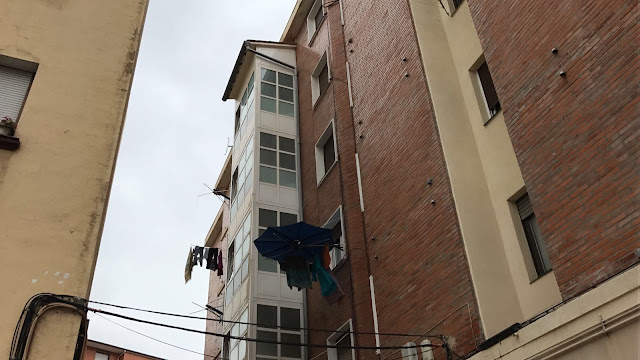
[244,45,307,360]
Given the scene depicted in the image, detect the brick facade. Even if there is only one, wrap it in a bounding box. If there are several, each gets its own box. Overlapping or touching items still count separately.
[467,0,640,299]
[293,0,483,358]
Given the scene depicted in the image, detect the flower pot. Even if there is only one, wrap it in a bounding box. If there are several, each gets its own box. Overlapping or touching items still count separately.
[0,126,12,136]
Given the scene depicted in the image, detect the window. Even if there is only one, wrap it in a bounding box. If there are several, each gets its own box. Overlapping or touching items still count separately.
[516,193,552,278]
[224,308,248,360]
[307,0,325,41]
[259,132,297,188]
[0,64,35,136]
[311,52,330,105]
[327,320,354,360]
[230,136,255,220]
[323,207,345,269]
[257,305,302,359]
[257,208,298,273]
[315,120,338,183]
[260,68,295,117]
[400,343,419,360]
[475,61,501,120]
[420,340,434,360]
[446,0,465,13]
[234,72,255,140]
[225,213,252,305]
[95,353,109,360]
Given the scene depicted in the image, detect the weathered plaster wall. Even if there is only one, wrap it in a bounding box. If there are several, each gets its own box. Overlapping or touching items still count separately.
[0,0,148,358]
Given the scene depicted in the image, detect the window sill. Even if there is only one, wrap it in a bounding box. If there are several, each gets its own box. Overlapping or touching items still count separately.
[0,134,20,151]
[529,268,553,285]
[316,160,338,187]
[312,80,332,110]
[449,2,465,17]
[482,108,502,127]
[308,16,326,47]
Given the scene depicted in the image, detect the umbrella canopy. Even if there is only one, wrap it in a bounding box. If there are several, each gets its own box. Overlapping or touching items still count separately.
[253,222,333,262]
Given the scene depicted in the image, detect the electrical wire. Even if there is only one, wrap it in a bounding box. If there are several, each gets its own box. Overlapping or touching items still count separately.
[88,299,444,339]
[94,312,225,359]
[89,307,440,352]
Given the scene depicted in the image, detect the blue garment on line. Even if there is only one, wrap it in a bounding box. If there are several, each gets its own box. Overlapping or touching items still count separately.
[280,257,313,290]
[311,254,339,297]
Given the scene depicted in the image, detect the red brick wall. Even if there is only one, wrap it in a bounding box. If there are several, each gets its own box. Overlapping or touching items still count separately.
[467,0,640,299]
[295,0,483,358]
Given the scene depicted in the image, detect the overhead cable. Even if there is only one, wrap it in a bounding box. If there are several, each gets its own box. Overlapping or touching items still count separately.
[89,299,444,339]
[89,307,440,352]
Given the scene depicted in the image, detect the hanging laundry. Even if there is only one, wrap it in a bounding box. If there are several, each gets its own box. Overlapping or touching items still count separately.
[194,246,205,266]
[322,245,331,269]
[324,270,344,304]
[311,254,339,297]
[217,250,223,276]
[280,257,313,290]
[184,247,195,284]
[206,248,218,270]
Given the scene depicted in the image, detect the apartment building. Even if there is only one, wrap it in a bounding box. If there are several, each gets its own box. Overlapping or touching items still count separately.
[214,0,638,359]
[84,340,164,360]
[203,154,232,358]
[0,1,148,358]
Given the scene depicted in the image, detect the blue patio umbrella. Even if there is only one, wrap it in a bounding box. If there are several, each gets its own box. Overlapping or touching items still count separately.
[253,222,334,262]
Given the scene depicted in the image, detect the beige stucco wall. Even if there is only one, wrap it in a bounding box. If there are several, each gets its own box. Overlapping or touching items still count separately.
[407,0,562,337]
[469,266,640,360]
[0,0,148,358]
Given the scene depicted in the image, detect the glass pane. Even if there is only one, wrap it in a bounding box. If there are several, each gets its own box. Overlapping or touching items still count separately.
[260,132,277,149]
[256,330,278,356]
[238,340,246,360]
[279,101,294,117]
[259,166,277,184]
[261,96,276,113]
[319,64,329,93]
[280,212,297,226]
[233,270,241,292]
[232,322,240,337]
[242,236,250,259]
[241,258,249,280]
[279,73,293,87]
[257,305,277,328]
[279,153,296,171]
[238,308,248,335]
[279,170,297,188]
[241,88,248,106]
[261,82,276,98]
[259,209,278,228]
[243,214,252,237]
[280,308,300,330]
[230,345,239,360]
[281,333,302,358]
[279,87,294,102]
[261,68,276,83]
[279,137,295,153]
[258,253,278,272]
[248,72,255,93]
[260,149,277,166]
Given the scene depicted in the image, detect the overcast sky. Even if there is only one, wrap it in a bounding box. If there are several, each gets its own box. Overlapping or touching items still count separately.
[88,1,296,358]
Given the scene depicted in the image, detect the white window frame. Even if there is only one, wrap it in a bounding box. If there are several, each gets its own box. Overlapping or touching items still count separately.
[95,353,109,360]
[225,212,252,305]
[258,131,297,189]
[311,51,331,105]
[256,303,303,359]
[326,319,355,360]
[315,119,338,184]
[257,208,298,274]
[224,307,249,360]
[323,206,346,269]
[307,0,325,42]
[401,342,419,360]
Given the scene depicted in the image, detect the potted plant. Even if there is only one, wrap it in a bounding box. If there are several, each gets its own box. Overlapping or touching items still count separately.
[0,116,17,136]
